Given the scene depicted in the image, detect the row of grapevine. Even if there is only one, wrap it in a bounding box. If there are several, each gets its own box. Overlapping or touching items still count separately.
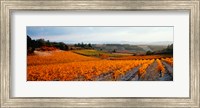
[138,59,155,79]
[156,59,166,77]
[162,58,173,66]
[113,59,151,80]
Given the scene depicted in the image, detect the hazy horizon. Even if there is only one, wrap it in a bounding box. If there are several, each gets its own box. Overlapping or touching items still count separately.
[27,26,173,45]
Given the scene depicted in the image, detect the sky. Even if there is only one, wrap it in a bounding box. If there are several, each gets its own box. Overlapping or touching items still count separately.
[27,26,173,44]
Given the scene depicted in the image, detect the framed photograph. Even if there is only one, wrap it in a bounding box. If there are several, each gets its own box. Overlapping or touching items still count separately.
[0,0,199,107]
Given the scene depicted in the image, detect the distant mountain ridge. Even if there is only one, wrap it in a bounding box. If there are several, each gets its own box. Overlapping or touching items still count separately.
[63,41,173,46]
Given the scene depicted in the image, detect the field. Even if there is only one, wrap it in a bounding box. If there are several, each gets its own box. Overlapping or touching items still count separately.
[27,50,173,81]
[73,50,133,58]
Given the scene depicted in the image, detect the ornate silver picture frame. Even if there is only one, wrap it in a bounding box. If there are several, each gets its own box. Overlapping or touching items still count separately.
[0,0,199,107]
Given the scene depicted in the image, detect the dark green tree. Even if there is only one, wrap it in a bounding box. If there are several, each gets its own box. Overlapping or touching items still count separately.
[88,43,92,48]
[27,35,35,54]
[113,49,116,53]
[146,50,153,55]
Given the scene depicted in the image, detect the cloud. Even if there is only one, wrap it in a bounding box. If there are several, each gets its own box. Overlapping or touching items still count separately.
[28,27,173,43]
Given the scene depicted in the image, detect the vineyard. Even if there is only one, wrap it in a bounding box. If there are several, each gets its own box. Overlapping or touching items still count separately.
[27,51,173,81]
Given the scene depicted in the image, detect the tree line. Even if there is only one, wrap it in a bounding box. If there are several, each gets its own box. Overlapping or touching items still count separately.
[27,35,93,54]
[146,44,173,55]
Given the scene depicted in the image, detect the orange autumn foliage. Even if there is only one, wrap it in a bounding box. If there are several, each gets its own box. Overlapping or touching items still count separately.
[138,59,155,78]
[28,60,151,81]
[156,59,165,77]
[113,60,149,80]
[27,51,173,81]
[162,58,173,66]
[28,51,99,66]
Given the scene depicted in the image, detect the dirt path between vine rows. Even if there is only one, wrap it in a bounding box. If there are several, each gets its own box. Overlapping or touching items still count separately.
[160,61,173,81]
[118,66,140,81]
[139,61,160,81]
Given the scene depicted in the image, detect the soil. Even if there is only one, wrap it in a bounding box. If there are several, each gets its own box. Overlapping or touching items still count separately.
[118,66,140,81]
[95,72,114,81]
[34,51,52,56]
[139,61,160,81]
[117,60,173,81]
[160,61,173,81]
